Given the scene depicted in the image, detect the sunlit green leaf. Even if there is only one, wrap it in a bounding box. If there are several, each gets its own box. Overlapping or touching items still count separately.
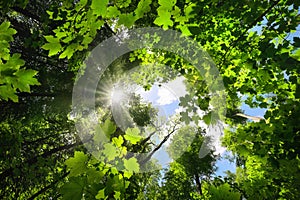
[154,11,174,30]
[158,0,176,8]
[103,143,118,161]
[118,13,136,27]
[106,6,120,18]
[0,85,18,102]
[65,151,88,177]
[95,189,106,199]
[124,127,142,144]
[59,43,78,59]
[0,21,17,41]
[42,41,62,56]
[91,0,109,16]
[134,0,151,18]
[114,191,121,200]
[13,69,40,92]
[112,135,124,147]
[124,157,139,173]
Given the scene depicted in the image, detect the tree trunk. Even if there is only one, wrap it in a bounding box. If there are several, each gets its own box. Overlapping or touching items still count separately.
[195,173,202,195]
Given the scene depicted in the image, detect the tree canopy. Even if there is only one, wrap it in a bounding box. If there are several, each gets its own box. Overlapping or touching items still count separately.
[0,0,299,199]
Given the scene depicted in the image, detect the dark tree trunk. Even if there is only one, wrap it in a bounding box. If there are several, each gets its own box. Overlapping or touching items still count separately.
[195,173,203,195]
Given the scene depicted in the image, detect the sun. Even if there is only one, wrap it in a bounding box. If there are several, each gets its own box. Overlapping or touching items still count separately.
[95,78,114,107]
[111,85,126,104]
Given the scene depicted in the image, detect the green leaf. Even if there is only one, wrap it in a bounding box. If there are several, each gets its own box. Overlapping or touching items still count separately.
[291,48,300,61]
[203,112,212,125]
[118,13,136,27]
[101,119,116,137]
[65,151,88,177]
[46,10,54,19]
[59,43,77,59]
[86,168,105,183]
[154,11,173,30]
[106,6,120,18]
[184,2,196,17]
[114,191,121,200]
[110,167,119,175]
[177,24,192,37]
[60,177,85,200]
[0,41,10,60]
[42,41,62,57]
[0,21,11,31]
[44,35,59,43]
[124,127,142,144]
[91,0,109,17]
[180,111,190,124]
[79,0,88,7]
[112,135,124,147]
[0,21,40,103]
[123,171,133,179]
[124,180,130,189]
[94,121,118,152]
[134,0,151,18]
[95,189,106,199]
[82,36,93,46]
[103,143,118,161]
[0,85,18,102]
[54,31,67,39]
[1,53,25,71]
[62,35,73,43]
[124,157,139,173]
[158,0,176,8]
[0,21,17,42]
[13,69,40,92]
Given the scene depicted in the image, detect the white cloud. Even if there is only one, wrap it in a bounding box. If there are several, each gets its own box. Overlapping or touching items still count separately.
[156,76,188,105]
[164,76,187,97]
[174,106,184,114]
[156,87,177,105]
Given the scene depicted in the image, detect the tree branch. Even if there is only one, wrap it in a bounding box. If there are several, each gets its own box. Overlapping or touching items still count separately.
[140,123,179,164]
[236,113,264,122]
[11,6,41,24]
[17,92,58,97]
[195,173,203,195]
[0,138,91,180]
[139,129,158,146]
[28,172,69,200]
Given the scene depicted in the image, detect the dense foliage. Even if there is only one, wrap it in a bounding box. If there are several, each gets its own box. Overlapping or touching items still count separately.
[0,0,299,199]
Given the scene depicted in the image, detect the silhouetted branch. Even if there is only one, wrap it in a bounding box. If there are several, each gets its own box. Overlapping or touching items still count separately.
[28,172,69,200]
[140,123,179,164]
